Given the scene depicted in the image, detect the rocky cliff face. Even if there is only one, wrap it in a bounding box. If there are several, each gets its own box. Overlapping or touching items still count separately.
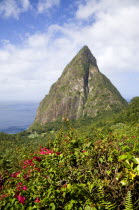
[33,46,128,125]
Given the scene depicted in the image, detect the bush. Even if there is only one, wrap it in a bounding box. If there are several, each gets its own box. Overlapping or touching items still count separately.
[0,127,139,209]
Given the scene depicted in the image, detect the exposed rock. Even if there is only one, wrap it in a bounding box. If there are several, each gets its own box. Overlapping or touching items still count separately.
[33,46,128,125]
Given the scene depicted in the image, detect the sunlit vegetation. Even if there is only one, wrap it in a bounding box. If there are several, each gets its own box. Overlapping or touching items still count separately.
[0,97,139,209]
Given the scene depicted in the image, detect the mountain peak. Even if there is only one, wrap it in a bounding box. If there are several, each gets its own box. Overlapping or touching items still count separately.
[70,45,97,69]
[78,45,93,56]
[80,45,90,52]
[32,46,128,126]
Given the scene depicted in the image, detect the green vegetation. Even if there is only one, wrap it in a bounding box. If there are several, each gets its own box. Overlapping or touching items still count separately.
[115,97,139,125]
[0,97,139,209]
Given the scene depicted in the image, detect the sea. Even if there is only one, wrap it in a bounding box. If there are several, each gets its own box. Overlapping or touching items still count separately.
[0,99,130,135]
[0,101,39,134]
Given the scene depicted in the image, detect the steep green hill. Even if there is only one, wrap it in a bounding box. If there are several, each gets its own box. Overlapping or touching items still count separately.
[32,46,127,127]
[115,96,139,124]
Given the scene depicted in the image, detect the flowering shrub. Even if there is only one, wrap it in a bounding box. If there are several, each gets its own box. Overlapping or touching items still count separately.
[0,128,139,209]
[17,195,26,204]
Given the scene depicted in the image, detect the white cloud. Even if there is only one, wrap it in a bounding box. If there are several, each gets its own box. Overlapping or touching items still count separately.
[21,0,30,11]
[37,0,60,13]
[0,0,19,18]
[0,0,30,18]
[0,0,60,19]
[76,0,139,20]
[0,0,139,101]
[0,0,60,18]
[0,30,74,101]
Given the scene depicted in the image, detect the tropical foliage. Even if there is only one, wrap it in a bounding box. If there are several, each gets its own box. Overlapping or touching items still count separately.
[0,98,139,209]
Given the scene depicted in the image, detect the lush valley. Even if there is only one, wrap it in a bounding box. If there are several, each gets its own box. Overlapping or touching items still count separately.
[0,97,139,209]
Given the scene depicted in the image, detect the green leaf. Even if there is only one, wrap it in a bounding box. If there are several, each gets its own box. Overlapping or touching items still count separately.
[135,165,139,174]
[106,170,111,176]
[133,157,139,165]
[124,191,133,210]
[99,157,104,163]
[118,155,128,161]
[50,203,56,210]
[85,206,96,210]
[87,182,94,193]
[108,156,113,162]
[120,179,128,186]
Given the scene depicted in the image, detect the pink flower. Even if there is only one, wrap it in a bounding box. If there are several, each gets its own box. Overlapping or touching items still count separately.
[22,159,35,168]
[35,197,40,203]
[17,195,26,204]
[22,186,27,190]
[23,159,34,167]
[11,172,21,178]
[82,150,87,153]
[40,151,48,155]
[22,165,27,169]
[40,148,53,155]
[16,183,27,191]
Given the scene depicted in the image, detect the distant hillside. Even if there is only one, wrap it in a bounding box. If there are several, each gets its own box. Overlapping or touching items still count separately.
[115,96,139,124]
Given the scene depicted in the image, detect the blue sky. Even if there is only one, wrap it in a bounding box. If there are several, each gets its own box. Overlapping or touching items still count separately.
[0,0,139,102]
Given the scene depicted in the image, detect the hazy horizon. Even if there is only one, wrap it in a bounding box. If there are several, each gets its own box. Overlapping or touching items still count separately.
[0,101,39,134]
